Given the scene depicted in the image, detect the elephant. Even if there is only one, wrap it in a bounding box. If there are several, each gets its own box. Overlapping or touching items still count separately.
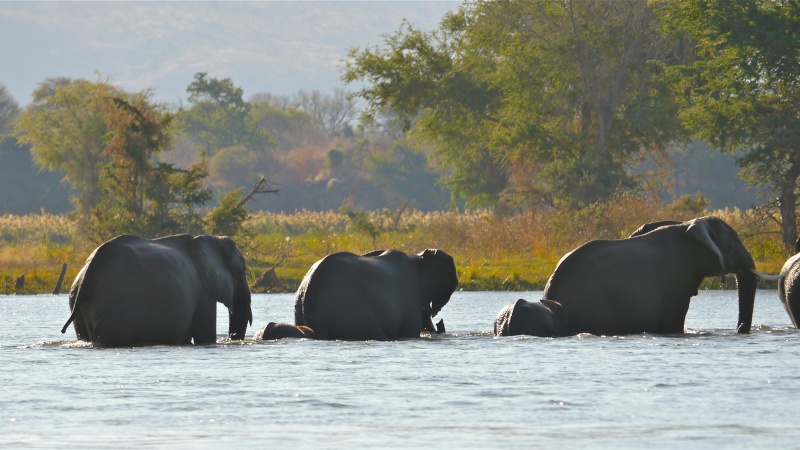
[494,299,568,337]
[60,234,252,347]
[294,249,458,340]
[523,216,777,336]
[777,238,800,327]
[254,322,317,340]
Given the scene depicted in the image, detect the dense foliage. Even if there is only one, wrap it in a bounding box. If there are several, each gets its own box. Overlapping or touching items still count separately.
[656,0,800,251]
[343,0,686,209]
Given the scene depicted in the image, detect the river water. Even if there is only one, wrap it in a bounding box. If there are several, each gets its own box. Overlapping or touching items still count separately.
[1,290,799,449]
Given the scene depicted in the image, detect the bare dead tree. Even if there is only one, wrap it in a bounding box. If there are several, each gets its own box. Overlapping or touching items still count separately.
[236,176,280,209]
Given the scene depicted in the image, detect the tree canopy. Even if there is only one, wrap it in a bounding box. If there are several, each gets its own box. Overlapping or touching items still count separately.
[343,0,685,210]
[656,0,800,250]
[15,78,120,218]
[15,79,213,241]
[178,72,269,155]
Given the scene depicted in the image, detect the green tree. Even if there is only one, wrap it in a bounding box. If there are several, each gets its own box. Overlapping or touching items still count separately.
[343,0,684,210]
[16,78,213,240]
[179,72,269,155]
[657,0,800,250]
[248,95,318,151]
[87,95,211,241]
[15,78,120,218]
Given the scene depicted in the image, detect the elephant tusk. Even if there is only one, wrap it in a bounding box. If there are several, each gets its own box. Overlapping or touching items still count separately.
[750,268,784,281]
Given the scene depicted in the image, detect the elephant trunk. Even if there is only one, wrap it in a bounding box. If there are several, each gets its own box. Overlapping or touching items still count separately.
[735,271,756,333]
[734,247,757,334]
[228,280,252,341]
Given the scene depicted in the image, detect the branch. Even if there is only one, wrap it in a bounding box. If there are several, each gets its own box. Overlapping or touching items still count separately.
[271,256,286,270]
[235,176,280,209]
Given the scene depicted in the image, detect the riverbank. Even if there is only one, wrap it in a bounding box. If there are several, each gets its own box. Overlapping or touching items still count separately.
[0,199,790,294]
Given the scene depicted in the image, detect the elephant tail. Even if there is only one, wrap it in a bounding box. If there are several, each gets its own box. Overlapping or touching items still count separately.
[60,311,77,334]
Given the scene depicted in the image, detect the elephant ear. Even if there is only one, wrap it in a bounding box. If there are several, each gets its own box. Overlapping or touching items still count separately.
[686,219,726,276]
[418,249,458,316]
[189,236,236,308]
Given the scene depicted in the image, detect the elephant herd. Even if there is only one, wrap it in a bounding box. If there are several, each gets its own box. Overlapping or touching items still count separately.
[60,216,800,347]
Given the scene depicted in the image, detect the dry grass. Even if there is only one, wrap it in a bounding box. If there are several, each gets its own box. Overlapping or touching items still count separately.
[0,198,790,294]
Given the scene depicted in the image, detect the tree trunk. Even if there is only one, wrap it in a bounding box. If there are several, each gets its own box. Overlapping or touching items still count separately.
[53,263,68,295]
[779,181,798,253]
[15,273,26,295]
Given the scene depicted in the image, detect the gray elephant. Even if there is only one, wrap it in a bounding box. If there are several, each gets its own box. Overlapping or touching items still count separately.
[61,234,252,347]
[294,249,458,340]
[254,322,317,340]
[777,238,800,327]
[506,216,774,337]
[494,299,568,337]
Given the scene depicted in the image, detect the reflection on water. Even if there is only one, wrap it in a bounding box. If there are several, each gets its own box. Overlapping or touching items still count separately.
[1,290,799,448]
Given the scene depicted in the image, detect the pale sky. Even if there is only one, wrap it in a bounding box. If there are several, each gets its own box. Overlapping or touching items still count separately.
[0,1,460,106]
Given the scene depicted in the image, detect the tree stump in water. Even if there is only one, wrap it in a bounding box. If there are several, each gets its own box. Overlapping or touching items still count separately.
[251,267,280,292]
[15,273,27,295]
[53,263,68,295]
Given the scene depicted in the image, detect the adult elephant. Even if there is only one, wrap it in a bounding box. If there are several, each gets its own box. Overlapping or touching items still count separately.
[777,238,800,327]
[294,249,458,340]
[61,234,252,347]
[523,216,775,336]
[253,322,317,340]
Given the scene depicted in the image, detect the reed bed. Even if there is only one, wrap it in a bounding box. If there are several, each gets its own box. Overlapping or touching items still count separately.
[0,199,789,294]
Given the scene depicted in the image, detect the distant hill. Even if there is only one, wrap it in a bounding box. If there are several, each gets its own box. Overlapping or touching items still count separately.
[0,2,459,106]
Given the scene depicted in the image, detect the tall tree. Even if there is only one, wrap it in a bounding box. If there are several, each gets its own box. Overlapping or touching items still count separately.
[179,72,268,155]
[343,0,684,209]
[0,84,21,136]
[89,95,211,240]
[16,78,212,239]
[656,0,800,250]
[15,78,120,218]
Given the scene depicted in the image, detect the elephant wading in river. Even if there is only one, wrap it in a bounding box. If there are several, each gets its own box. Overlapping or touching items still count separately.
[61,234,252,347]
[777,238,800,327]
[496,216,776,337]
[254,322,317,340]
[294,249,458,340]
[494,299,567,337]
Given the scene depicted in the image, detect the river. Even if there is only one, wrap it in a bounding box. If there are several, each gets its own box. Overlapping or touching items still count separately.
[1,290,799,449]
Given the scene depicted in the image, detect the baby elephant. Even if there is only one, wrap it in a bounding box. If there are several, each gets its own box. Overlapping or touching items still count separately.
[494,299,568,337]
[253,322,317,340]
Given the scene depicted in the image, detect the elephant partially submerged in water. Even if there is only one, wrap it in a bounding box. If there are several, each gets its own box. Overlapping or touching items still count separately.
[294,249,458,340]
[494,299,568,337]
[777,238,800,327]
[61,234,252,347]
[253,322,317,340]
[496,217,777,337]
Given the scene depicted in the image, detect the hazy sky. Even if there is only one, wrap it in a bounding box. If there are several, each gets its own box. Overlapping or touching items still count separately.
[0,1,459,106]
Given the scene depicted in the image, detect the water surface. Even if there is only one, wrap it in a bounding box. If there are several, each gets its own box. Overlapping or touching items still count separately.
[1,290,798,448]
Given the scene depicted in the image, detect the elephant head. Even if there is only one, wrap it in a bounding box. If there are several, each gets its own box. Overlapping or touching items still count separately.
[254,322,316,340]
[638,217,759,333]
[189,235,252,340]
[416,249,458,331]
[494,299,567,337]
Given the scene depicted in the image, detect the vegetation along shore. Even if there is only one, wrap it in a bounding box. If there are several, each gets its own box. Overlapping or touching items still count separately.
[0,195,789,295]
